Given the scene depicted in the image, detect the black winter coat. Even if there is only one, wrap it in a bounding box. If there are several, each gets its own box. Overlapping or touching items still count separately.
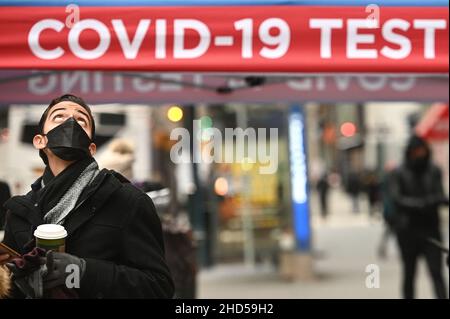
[3,169,174,299]
[389,163,446,237]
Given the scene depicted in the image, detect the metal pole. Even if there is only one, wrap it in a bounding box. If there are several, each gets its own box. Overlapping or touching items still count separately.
[235,105,255,268]
[288,105,311,251]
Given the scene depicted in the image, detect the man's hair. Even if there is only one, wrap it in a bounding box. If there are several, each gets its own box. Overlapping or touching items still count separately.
[38,94,96,139]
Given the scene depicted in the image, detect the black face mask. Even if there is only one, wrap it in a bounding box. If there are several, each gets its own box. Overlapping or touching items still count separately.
[409,156,429,172]
[42,117,92,162]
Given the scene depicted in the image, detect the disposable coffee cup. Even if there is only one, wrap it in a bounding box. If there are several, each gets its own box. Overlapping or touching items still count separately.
[34,224,67,252]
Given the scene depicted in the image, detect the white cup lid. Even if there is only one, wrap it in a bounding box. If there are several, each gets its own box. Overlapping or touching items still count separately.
[34,224,67,240]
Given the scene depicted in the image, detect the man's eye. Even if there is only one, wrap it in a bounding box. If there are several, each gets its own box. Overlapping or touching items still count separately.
[53,114,64,120]
[77,119,87,126]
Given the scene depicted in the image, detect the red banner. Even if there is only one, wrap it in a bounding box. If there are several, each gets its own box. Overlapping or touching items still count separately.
[0,6,448,72]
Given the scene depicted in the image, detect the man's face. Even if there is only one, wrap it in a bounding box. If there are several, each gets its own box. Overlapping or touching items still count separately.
[42,101,93,138]
[33,101,96,158]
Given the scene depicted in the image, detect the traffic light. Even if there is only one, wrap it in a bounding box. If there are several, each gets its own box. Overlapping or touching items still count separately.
[167,105,183,122]
[340,122,357,137]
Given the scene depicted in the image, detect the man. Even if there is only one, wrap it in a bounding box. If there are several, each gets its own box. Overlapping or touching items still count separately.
[0,94,174,298]
[389,135,448,299]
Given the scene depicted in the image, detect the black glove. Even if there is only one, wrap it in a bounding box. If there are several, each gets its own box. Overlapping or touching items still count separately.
[6,262,47,299]
[5,247,47,299]
[43,251,86,291]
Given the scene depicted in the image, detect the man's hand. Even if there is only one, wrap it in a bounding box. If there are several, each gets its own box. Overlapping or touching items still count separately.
[43,251,86,290]
[5,248,47,299]
[0,254,10,265]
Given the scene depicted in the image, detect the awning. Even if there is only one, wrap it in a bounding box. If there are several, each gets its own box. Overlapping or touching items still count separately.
[415,103,449,141]
[0,0,448,73]
[0,71,448,104]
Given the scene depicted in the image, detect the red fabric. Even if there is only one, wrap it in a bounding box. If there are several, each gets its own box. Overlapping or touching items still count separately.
[0,6,447,72]
[416,103,449,141]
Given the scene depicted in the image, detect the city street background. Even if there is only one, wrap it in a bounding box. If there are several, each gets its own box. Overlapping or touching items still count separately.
[198,188,449,299]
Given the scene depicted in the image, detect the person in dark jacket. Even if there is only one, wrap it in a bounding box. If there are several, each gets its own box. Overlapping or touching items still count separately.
[0,180,11,230]
[316,172,330,219]
[0,94,174,298]
[377,161,397,259]
[346,170,362,213]
[389,135,448,299]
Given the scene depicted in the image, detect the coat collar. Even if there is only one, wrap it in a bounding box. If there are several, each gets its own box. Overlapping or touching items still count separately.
[63,169,123,236]
[4,169,124,237]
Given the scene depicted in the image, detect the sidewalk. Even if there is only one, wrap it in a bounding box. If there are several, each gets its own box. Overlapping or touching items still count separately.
[198,189,450,299]
[198,223,449,299]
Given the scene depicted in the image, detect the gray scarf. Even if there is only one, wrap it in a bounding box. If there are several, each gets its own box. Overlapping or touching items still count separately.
[43,161,99,225]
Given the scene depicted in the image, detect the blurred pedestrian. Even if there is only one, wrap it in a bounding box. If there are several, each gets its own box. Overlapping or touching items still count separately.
[363,170,381,218]
[377,161,397,259]
[161,212,197,299]
[346,170,362,213]
[0,180,11,230]
[0,94,174,298]
[144,181,197,299]
[99,135,192,290]
[316,172,330,219]
[389,135,448,299]
[97,138,135,181]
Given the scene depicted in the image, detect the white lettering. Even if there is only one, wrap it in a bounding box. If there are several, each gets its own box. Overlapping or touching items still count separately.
[112,19,150,59]
[159,74,183,91]
[155,19,167,59]
[61,71,89,93]
[28,72,57,95]
[347,19,378,59]
[28,19,65,59]
[391,76,415,91]
[173,19,211,59]
[358,76,387,91]
[413,19,447,59]
[310,19,343,58]
[69,19,110,60]
[381,19,412,59]
[132,73,156,92]
[287,78,313,90]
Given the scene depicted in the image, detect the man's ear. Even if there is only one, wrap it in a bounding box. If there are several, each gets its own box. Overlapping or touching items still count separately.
[33,134,47,150]
[89,143,97,156]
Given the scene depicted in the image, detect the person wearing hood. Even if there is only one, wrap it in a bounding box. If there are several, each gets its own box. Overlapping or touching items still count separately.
[97,138,135,182]
[0,94,174,298]
[389,135,448,299]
